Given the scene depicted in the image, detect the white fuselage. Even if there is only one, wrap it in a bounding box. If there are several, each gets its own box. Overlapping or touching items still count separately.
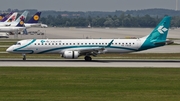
[6,38,146,54]
[0,22,41,28]
[0,27,25,32]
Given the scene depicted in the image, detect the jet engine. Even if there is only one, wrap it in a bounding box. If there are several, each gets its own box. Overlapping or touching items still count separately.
[61,51,79,59]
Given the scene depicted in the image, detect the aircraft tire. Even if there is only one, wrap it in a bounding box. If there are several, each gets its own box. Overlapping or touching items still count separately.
[84,56,92,61]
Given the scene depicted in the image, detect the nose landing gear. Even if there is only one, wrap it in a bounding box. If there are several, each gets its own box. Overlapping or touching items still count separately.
[22,54,26,61]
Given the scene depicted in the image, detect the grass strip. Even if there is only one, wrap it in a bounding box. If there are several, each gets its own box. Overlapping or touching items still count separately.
[0,67,180,101]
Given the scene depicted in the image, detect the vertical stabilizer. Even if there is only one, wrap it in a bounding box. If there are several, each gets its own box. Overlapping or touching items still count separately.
[139,16,171,50]
[16,11,29,22]
[16,19,25,27]
[26,12,41,23]
[5,12,18,22]
[0,12,14,22]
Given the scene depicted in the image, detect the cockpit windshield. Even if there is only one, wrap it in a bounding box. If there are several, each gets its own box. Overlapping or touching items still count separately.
[14,42,21,45]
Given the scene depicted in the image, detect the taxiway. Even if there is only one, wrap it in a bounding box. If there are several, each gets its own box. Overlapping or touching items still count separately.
[0,59,180,67]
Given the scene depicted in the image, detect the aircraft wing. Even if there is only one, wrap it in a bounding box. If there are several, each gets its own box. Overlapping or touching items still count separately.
[77,47,105,56]
[67,40,114,56]
[79,47,105,56]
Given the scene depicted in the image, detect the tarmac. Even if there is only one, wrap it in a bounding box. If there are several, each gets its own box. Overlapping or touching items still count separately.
[8,27,180,40]
[0,59,180,67]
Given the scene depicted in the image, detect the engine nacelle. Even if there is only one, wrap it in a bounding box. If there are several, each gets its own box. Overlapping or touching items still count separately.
[62,51,79,59]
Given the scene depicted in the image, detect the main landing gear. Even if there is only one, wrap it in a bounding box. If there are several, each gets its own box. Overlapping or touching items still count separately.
[84,56,92,61]
[22,54,26,61]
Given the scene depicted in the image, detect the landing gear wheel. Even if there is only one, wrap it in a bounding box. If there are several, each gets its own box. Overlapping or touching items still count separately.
[22,54,26,61]
[84,56,92,61]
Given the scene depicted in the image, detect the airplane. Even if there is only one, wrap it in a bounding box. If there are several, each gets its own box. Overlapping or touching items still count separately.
[0,12,41,28]
[6,16,171,61]
[0,19,25,32]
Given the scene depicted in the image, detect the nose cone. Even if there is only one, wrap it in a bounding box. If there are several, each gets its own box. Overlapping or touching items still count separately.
[6,47,13,53]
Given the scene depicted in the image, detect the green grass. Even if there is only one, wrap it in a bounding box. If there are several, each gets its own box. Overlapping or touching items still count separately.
[0,47,8,52]
[0,42,15,45]
[0,39,20,42]
[0,67,180,101]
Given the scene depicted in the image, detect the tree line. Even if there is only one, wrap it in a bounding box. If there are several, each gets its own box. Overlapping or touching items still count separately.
[39,14,180,28]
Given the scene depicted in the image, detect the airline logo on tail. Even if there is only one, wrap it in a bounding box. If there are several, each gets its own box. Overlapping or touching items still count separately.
[157,26,168,34]
[26,12,41,23]
[20,16,25,21]
[20,21,24,25]
[0,15,4,20]
[33,15,39,21]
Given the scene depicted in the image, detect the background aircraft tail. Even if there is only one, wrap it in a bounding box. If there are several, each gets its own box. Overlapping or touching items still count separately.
[16,19,25,27]
[139,16,171,50]
[4,12,18,22]
[26,12,41,23]
[16,11,29,22]
[0,12,14,22]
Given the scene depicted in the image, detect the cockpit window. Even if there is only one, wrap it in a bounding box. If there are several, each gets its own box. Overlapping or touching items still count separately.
[14,42,21,45]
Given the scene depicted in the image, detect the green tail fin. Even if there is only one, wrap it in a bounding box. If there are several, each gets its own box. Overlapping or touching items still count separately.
[147,16,171,42]
[139,16,171,50]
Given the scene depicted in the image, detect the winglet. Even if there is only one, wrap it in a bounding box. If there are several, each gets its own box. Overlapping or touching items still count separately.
[106,40,114,47]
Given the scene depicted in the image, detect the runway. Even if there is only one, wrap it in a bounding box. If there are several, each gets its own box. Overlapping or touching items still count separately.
[0,59,180,67]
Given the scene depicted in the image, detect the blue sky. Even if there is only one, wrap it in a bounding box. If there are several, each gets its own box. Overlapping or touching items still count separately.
[0,0,178,11]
